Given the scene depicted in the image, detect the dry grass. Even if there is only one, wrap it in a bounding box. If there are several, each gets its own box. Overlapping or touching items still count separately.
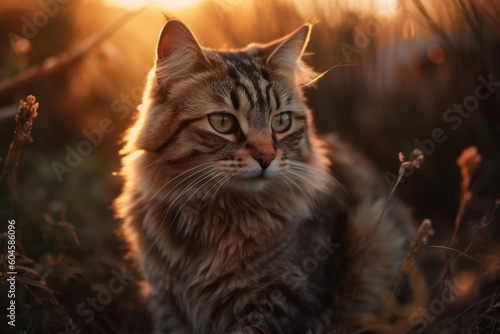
[0,95,38,215]
[0,0,499,333]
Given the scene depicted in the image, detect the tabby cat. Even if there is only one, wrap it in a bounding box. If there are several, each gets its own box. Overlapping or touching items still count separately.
[115,20,415,334]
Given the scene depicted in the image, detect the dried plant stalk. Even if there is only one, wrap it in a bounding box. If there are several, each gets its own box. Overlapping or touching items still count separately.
[383,219,434,324]
[345,148,424,325]
[403,219,434,272]
[429,146,483,297]
[451,146,482,248]
[0,95,39,216]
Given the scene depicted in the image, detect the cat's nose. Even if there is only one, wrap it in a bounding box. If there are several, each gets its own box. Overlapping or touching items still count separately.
[247,136,276,170]
[252,152,276,170]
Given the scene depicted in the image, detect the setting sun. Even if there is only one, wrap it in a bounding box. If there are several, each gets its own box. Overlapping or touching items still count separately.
[107,0,204,10]
[1,0,499,333]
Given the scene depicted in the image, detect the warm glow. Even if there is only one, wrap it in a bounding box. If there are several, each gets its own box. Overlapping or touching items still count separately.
[292,0,400,18]
[106,0,400,13]
[427,43,445,64]
[106,0,400,17]
[453,270,478,300]
[343,0,400,13]
[375,0,399,12]
[107,0,204,10]
[403,19,416,39]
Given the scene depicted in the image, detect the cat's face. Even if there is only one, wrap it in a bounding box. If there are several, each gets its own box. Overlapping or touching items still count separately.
[132,21,328,195]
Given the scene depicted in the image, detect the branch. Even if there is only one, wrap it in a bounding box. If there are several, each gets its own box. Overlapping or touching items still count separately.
[0,7,146,99]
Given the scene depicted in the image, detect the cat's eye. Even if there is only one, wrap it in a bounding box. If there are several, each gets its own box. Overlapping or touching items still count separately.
[208,113,238,134]
[271,112,292,133]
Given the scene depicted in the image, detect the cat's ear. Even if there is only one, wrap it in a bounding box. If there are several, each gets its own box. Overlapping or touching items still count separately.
[265,24,311,71]
[155,20,209,82]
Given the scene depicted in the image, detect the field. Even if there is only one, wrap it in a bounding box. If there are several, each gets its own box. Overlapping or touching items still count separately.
[0,0,499,333]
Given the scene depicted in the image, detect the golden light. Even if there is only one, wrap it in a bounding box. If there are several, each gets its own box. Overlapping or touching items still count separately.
[106,0,204,10]
[375,0,399,12]
[345,0,400,13]
[106,0,400,13]
[452,270,478,301]
[403,19,416,39]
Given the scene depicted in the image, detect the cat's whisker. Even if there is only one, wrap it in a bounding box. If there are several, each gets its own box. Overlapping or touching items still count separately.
[286,163,330,181]
[162,169,217,217]
[194,173,232,217]
[169,171,226,231]
[286,161,348,196]
[286,159,328,170]
[154,162,216,201]
[286,160,330,176]
[286,166,321,185]
[136,154,169,171]
[287,168,329,197]
[289,166,350,205]
[159,170,218,229]
[198,176,231,215]
[207,175,232,209]
[154,162,216,197]
[205,166,243,210]
[278,174,299,203]
[282,171,310,199]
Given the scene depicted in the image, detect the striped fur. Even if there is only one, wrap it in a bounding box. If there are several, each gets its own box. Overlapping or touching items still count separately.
[115,20,415,334]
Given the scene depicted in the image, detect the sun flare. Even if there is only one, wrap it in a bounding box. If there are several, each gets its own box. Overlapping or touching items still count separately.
[107,0,204,10]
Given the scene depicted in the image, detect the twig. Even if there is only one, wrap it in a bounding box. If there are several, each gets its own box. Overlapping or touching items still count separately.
[344,148,424,325]
[386,218,434,318]
[445,294,496,326]
[427,199,498,297]
[464,288,500,333]
[460,199,499,260]
[0,7,146,99]
[428,245,487,269]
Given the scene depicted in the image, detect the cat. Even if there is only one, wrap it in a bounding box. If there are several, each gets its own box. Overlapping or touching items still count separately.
[115,19,416,334]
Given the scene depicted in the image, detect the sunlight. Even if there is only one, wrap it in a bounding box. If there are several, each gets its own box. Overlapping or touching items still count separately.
[375,0,399,11]
[350,0,399,13]
[106,0,204,10]
[105,0,399,15]
[293,0,400,18]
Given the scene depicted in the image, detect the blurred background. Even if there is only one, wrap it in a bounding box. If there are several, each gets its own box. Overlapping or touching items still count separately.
[0,0,499,332]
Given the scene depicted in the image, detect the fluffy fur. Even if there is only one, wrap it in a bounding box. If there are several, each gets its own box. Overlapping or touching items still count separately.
[115,20,415,334]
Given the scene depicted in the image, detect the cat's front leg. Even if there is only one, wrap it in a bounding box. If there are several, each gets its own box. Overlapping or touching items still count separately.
[226,313,313,334]
[151,291,190,334]
[224,290,324,334]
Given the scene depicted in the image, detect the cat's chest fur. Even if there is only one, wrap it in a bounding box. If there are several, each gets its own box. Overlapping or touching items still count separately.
[153,189,314,283]
[136,193,316,329]
[141,189,344,333]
